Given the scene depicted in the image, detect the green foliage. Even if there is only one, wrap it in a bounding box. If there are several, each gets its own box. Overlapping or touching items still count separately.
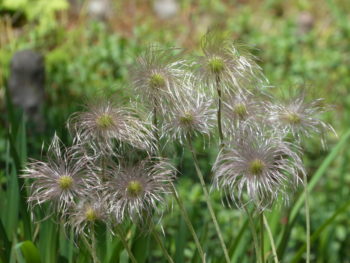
[1,0,350,262]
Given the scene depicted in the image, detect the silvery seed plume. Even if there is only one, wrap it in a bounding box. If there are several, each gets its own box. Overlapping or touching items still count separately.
[105,158,175,224]
[222,91,266,131]
[194,31,265,95]
[68,100,156,156]
[162,89,216,144]
[66,193,108,236]
[21,135,100,215]
[213,124,305,211]
[131,45,190,113]
[267,92,335,147]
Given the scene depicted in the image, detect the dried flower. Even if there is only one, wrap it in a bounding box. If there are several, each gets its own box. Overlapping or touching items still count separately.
[68,99,155,156]
[267,92,335,146]
[194,31,265,95]
[222,91,266,131]
[66,193,108,235]
[162,88,216,144]
[22,135,100,214]
[105,158,175,224]
[213,124,305,210]
[131,45,189,112]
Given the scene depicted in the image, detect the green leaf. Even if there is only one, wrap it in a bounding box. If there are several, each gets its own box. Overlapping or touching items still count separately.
[291,200,350,263]
[15,241,41,263]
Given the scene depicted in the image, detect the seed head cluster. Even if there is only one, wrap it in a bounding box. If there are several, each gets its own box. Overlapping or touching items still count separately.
[22,31,334,245]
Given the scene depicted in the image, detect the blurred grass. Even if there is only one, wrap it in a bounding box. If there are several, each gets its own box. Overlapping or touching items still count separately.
[1,0,350,262]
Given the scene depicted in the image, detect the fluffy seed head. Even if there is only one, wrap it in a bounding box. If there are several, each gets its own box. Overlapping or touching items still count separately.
[267,92,335,147]
[68,99,155,156]
[162,89,216,144]
[21,135,100,215]
[105,158,175,224]
[213,124,305,211]
[131,46,190,112]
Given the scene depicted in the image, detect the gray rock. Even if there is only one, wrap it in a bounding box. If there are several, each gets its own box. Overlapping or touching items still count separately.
[153,0,178,19]
[87,0,113,21]
[8,50,45,128]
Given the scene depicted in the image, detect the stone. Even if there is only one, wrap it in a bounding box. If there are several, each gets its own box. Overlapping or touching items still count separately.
[153,0,178,20]
[87,0,113,21]
[297,12,314,35]
[8,50,45,128]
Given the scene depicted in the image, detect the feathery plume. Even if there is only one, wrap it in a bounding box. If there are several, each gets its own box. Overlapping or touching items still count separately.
[68,99,156,156]
[213,124,305,211]
[104,158,175,224]
[22,135,100,215]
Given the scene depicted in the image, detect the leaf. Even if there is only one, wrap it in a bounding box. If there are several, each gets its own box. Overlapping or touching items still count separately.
[15,241,41,263]
[291,200,350,263]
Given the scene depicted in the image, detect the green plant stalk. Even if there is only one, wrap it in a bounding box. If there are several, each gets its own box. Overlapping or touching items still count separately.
[262,214,279,263]
[150,220,174,263]
[187,137,230,263]
[81,230,100,263]
[243,206,261,263]
[152,106,205,262]
[260,214,265,263]
[171,185,206,262]
[115,225,138,263]
[304,175,311,263]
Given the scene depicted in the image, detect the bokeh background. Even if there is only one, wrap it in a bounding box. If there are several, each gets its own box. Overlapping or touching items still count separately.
[0,0,349,262]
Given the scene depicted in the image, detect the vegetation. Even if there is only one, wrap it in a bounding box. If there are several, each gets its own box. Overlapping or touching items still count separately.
[1,1,350,262]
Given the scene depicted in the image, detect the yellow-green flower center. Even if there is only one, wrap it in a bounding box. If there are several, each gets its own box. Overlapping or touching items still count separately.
[208,57,225,74]
[284,112,301,124]
[96,114,114,129]
[179,112,194,125]
[249,159,265,175]
[234,103,247,119]
[127,180,143,197]
[85,207,97,222]
[149,73,166,89]
[58,175,73,190]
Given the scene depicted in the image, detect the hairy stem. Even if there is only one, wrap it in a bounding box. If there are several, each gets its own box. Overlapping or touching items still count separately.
[304,175,311,263]
[81,228,100,263]
[262,213,279,263]
[152,106,205,261]
[171,185,206,262]
[150,220,174,263]
[243,206,261,263]
[115,225,138,263]
[260,214,265,263]
[187,137,230,263]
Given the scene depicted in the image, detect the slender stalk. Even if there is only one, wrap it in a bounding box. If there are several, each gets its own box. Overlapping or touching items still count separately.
[262,214,279,263]
[187,137,230,263]
[151,106,205,262]
[243,206,260,263]
[215,76,224,147]
[304,175,311,263]
[149,220,174,263]
[171,185,206,262]
[115,225,138,263]
[260,214,265,263]
[81,230,100,263]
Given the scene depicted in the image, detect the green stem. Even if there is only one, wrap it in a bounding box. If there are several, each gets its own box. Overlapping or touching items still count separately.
[81,229,100,263]
[243,206,260,263]
[262,214,279,263]
[115,225,138,263]
[260,214,264,263]
[304,175,311,263]
[187,137,230,263]
[150,220,174,263]
[171,185,206,262]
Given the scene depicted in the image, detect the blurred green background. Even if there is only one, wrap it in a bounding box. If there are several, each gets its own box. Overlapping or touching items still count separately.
[1,0,350,262]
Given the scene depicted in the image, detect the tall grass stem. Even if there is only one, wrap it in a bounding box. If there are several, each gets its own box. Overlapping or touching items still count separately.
[262,213,279,263]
